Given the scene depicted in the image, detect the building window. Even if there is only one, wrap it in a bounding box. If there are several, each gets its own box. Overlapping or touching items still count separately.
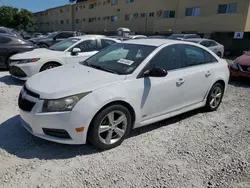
[76,7,79,11]
[163,10,175,18]
[125,14,133,21]
[66,20,69,24]
[141,13,146,18]
[67,7,70,12]
[89,4,94,9]
[111,15,118,22]
[61,20,64,24]
[126,0,134,3]
[98,17,101,21]
[218,3,237,14]
[186,7,200,16]
[111,0,118,5]
[60,9,63,13]
[76,19,80,24]
[149,12,154,17]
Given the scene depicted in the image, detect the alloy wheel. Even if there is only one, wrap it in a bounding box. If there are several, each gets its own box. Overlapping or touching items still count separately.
[209,86,223,109]
[98,110,128,145]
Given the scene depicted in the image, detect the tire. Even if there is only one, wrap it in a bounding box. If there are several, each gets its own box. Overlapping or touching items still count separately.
[40,63,60,72]
[205,83,224,111]
[38,43,49,48]
[217,52,222,58]
[88,105,132,150]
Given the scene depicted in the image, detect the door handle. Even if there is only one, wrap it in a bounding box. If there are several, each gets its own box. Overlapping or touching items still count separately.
[176,78,185,85]
[205,71,211,77]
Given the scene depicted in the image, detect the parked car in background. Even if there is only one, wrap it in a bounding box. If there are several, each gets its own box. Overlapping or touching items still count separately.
[128,35,147,39]
[29,31,82,48]
[9,35,119,80]
[168,34,201,40]
[230,51,250,78]
[32,33,44,38]
[147,35,168,39]
[0,27,23,39]
[184,38,224,58]
[0,34,36,69]
[18,39,229,149]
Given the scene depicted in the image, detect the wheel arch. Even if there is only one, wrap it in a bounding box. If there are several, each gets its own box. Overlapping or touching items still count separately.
[39,61,62,72]
[87,100,136,137]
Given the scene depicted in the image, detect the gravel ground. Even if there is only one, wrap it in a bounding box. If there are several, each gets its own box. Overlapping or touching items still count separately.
[0,71,250,188]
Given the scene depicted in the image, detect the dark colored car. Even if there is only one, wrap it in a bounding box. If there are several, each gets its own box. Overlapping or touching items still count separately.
[168,34,201,40]
[230,51,250,78]
[29,31,82,48]
[0,27,23,39]
[0,34,36,69]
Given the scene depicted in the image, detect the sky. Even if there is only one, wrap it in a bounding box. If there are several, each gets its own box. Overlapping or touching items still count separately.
[0,0,71,12]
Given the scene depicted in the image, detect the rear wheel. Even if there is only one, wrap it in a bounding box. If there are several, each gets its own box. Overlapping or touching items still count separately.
[205,83,224,111]
[88,105,132,150]
[40,63,60,71]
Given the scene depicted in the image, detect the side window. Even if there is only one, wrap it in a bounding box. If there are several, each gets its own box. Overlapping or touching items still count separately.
[148,45,183,71]
[74,40,98,52]
[183,45,217,67]
[200,40,210,47]
[0,36,11,44]
[56,32,73,39]
[0,29,7,34]
[101,39,116,49]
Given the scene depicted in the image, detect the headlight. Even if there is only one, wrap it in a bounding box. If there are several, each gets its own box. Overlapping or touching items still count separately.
[230,60,239,70]
[42,92,91,112]
[18,58,40,64]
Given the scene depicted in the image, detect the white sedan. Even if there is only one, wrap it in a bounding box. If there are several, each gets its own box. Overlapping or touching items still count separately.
[9,35,119,80]
[184,38,224,58]
[18,39,229,150]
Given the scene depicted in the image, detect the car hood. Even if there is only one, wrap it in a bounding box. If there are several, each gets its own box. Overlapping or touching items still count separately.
[25,64,126,99]
[11,48,64,59]
[236,54,250,66]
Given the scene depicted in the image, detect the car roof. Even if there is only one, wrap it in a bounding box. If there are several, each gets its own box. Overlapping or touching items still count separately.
[74,35,107,40]
[122,39,181,47]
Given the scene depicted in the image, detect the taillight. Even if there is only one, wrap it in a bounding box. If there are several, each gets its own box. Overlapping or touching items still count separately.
[227,63,230,71]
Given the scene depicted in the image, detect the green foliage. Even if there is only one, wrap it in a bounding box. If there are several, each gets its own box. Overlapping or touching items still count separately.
[0,6,34,30]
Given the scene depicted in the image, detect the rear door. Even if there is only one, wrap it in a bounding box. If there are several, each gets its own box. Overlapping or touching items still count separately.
[179,44,218,106]
[65,39,99,64]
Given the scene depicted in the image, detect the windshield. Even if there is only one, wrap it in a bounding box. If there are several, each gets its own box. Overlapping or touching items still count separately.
[49,38,80,51]
[82,43,156,75]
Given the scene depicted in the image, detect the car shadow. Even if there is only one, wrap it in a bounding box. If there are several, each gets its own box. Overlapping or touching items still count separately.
[0,109,204,160]
[229,80,250,88]
[0,75,24,86]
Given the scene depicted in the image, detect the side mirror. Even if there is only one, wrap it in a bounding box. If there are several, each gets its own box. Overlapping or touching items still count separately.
[71,48,81,56]
[144,67,168,77]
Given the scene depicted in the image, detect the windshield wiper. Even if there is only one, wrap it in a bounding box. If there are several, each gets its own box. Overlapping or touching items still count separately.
[89,64,118,74]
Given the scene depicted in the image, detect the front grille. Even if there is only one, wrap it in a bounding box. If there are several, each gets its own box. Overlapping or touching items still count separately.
[18,93,36,112]
[9,66,27,77]
[23,85,40,98]
[240,65,250,72]
[42,128,71,139]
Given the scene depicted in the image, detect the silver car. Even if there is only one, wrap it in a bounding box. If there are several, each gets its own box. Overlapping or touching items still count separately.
[184,38,224,58]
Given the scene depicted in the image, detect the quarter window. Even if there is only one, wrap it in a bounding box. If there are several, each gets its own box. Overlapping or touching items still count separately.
[74,40,98,52]
[149,45,183,71]
[183,45,218,66]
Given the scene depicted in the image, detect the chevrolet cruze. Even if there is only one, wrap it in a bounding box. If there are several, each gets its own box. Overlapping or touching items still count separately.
[18,39,229,150]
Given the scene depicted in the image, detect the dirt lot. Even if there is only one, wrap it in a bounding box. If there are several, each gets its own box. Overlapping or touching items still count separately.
[0,71,250,188]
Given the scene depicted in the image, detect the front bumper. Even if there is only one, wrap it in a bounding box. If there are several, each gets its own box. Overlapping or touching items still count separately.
[230,64,250,78]
[9,61,43,80]
[19,89,88,145]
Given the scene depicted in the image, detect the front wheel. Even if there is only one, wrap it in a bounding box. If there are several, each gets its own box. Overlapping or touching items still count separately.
[205,83,224,111]
[88,105,132,150]
[40,63,60,72]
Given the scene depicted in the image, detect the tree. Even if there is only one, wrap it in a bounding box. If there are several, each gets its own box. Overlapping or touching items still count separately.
[0,6,34,30]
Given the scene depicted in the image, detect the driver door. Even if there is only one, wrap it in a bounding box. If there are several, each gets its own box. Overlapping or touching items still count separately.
[65,39,99,64]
